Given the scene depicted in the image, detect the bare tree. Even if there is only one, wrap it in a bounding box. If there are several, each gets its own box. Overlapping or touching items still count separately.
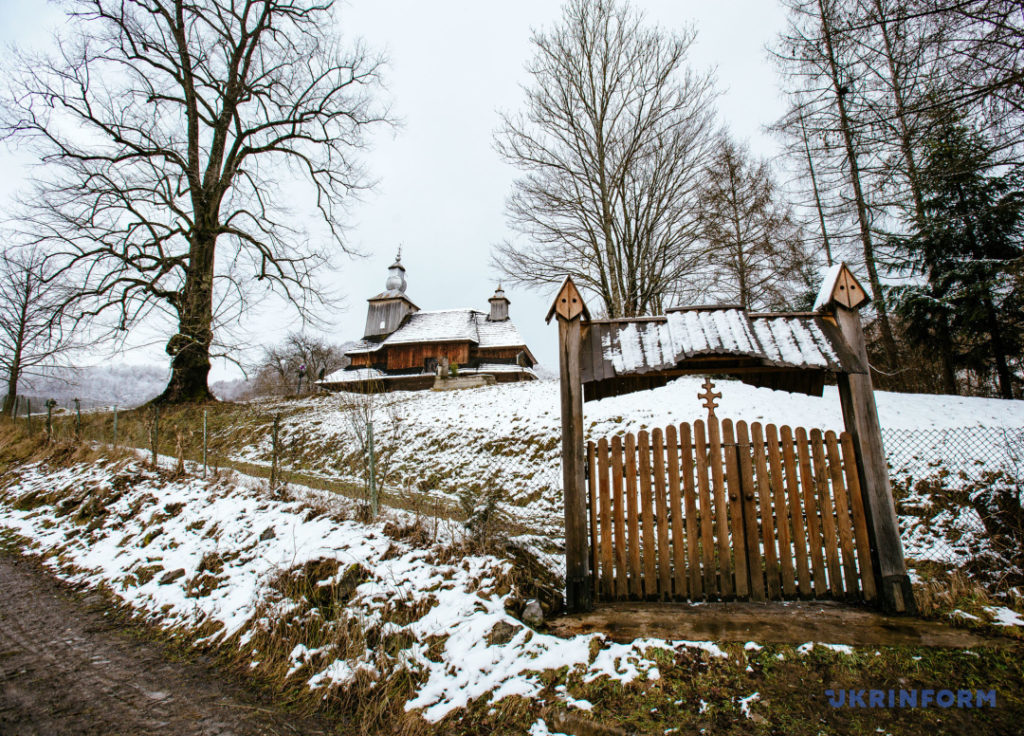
[698,135,814,311]
[493,0,717,317]
[256,332,348,395]
[774,0,902,373]
[2,0,389,404]
[340,384,409,515]
[0,247,76,416]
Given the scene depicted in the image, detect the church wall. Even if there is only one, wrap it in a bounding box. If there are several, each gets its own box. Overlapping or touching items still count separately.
[385,342,470,371]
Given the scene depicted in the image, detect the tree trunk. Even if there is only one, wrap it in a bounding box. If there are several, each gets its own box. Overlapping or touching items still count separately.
[2,375,16,417]
[936,311,958,395]
[3,323,26,417]
[818,0,900,376]
[156,232,216,404]
[982,291,1014,399]
[798,107,833,266]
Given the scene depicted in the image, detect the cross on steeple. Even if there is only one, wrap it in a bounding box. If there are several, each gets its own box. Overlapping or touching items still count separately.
[698,378,721,419]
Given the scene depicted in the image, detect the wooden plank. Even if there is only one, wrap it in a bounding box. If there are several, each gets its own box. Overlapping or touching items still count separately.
[796,427,828,598]
[652,428,672,599]
[708,417,735,598]
[611,435,628,599]
[665,425,688,599]
[638,430,657,598]
[720,419,747,598]
[841,432,877,601]
[680,424,701,598]
[765,424,796,597]
[781,425,811,597]
[826,431,859,599]
[587,441,599,596]
[597,437,614,600]
[751,423,781,600]
[693,420,716,598]
[736,421,764,601]
[812,429,844,598]
[624,433,642,599]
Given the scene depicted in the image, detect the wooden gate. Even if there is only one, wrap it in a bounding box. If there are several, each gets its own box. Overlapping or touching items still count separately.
[585,417,876,602]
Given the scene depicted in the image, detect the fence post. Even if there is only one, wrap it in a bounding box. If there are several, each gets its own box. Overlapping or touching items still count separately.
[367,421,377,517]
[203,409,208,479]
[45,399,55,441]
[74,398,81,439]
[270,414,280,489]
[26,398,31,435]
[547,275,593,613]
[152,405,160,467]
[10,395,16,421]
[821,263,915,615]
[113,406,118,448]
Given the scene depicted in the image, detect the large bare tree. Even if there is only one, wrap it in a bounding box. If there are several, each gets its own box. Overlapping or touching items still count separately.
[493,0,717,318]
[2,0,388,403]
[0,247,76,416]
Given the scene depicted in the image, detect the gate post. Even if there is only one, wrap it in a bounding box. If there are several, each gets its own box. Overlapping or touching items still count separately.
[547,276,592,613]
[818,264,915,614]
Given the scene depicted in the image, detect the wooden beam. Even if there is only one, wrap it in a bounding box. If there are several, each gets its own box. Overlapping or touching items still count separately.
[834,307,915,614]
[552,276,592,613]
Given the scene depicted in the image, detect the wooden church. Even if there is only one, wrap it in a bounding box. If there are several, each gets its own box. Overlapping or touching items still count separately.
[319,255,538,392]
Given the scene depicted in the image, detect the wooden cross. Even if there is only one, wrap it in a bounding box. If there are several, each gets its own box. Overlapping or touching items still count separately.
[698,378,721,418]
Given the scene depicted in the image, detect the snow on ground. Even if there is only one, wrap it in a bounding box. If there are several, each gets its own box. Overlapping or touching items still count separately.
[984,606,1024,627]
[238,377,1023,558]
[0,457,734,723]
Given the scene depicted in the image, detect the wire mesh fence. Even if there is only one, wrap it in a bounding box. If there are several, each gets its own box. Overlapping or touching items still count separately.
[7,392,1022,573]
[883,426,1024,577]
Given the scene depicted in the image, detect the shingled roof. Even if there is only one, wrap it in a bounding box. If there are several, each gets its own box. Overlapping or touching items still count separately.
[581,306,865,400]
[344,309,537,361]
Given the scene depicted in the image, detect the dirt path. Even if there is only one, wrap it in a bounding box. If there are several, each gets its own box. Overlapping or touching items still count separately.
[552,600,1014,647]
[0,549,342,736]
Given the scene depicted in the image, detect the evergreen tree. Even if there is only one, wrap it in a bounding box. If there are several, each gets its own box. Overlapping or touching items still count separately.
[890,111,1023,398]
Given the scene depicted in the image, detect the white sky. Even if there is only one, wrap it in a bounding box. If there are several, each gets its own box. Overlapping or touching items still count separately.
[0,0,789,381]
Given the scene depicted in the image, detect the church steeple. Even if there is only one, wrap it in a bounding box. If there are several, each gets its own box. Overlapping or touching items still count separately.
[385,249,407,293]
[488,283,510,321]
[364,251,418,339]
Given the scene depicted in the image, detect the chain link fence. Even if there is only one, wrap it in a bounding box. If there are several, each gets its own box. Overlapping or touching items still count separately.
[10,392,1022,577]
[883,426,1024,580]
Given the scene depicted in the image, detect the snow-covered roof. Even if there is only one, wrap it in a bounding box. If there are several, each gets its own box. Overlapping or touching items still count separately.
[463,363,537,375]
[476,316,528,349]
[319,367,384,384]
[582,307,864,389]
[345,308,531,352]
[382,309,478,344]
[344,339,385,355]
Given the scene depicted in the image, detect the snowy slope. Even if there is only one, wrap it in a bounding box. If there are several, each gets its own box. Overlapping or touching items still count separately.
[230,377,1024,541]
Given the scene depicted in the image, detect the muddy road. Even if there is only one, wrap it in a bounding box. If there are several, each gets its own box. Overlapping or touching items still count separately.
[0,548,341,735]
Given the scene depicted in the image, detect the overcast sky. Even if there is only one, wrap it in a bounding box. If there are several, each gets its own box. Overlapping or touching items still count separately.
[0,0,790,381]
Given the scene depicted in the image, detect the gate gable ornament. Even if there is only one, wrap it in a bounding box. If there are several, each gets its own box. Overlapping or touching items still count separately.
[815,262,870,312]
[549,264,915,616]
